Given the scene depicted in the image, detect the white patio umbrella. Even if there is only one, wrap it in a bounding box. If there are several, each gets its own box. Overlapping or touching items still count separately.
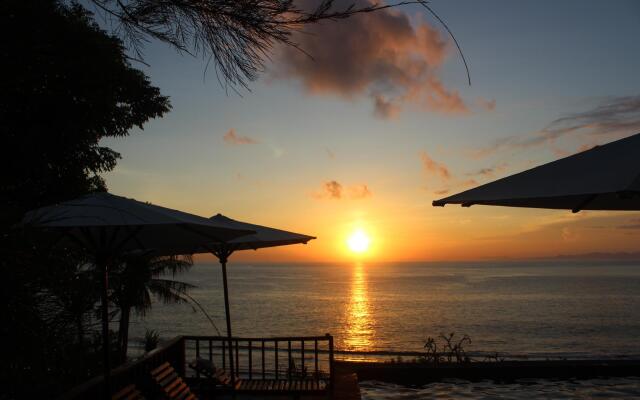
[200,214,316,386]
[433,133,640,212]
[21,192,254,398]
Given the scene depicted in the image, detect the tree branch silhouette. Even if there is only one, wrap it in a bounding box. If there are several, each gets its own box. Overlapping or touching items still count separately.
[88,1,469,89]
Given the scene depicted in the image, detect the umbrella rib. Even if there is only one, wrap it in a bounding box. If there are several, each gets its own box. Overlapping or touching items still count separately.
[111,226,144,256]
[177,223,231,243]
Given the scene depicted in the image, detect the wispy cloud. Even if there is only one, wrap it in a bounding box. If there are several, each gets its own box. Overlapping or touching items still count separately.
[274,1,494,119]
[420,151,451,180]
[350,184,372,199]
[419,151,477,196]
[545,95,640,138]
[223,128,259,145]
[315,180,373,200]
[466,163,508,179]
[471,96,640,157]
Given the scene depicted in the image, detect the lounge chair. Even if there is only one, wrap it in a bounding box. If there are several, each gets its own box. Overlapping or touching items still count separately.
[150,361,198,400]
[112,384,145,400]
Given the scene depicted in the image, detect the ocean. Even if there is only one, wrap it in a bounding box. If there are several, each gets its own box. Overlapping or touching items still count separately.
[128,260,640,360]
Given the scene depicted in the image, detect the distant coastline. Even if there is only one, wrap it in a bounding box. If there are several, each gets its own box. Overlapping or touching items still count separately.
[548,251,640,261]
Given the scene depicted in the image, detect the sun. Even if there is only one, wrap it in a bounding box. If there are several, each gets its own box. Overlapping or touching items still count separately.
[347,229,370,253]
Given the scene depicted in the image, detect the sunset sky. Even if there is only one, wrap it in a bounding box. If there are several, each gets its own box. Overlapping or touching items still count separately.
[100,0,640,262]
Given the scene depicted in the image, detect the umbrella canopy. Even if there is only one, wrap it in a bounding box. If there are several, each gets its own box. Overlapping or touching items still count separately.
[433,133,640,212]
[207,213,316,251]
[22,192,254,253]
[21,192,255,399]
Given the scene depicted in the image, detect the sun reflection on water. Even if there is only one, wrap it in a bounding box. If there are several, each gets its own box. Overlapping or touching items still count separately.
[344,262,375,351]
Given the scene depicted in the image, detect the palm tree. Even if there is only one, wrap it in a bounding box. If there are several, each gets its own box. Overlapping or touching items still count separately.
[110,253,195,364]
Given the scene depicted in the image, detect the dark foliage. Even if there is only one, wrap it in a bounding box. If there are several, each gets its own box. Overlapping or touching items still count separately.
[0,1,170,398]
[110,254,194,363]
[423,332,472,365]
[0,0,170,228]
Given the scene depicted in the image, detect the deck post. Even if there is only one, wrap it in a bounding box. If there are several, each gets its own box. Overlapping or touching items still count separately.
[220,258,236,389]
[248,340,252,379]
[178,336,186,377]
[327,333,334,394]
[98,257,111,400]
[261,340,265,379]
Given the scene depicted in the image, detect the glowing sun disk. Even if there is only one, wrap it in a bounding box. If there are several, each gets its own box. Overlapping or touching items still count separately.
[347,230,370,253]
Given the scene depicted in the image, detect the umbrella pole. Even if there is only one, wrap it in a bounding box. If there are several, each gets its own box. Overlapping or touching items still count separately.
[99,259,111,400]
[220,257,236,388]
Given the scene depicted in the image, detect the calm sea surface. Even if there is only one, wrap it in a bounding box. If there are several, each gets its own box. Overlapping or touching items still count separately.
[129,260,640,359]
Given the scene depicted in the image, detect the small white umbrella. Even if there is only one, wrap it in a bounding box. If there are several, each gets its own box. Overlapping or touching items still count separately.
[22,193,254,398]
[201,214,316,385]
[433,133,640,212]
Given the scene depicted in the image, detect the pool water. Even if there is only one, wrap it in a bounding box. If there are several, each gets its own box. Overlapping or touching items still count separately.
[359,378,640,399]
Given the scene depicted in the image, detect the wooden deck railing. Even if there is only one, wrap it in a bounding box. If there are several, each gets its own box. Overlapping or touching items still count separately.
[59,334,334,399]
[183,334,334,387]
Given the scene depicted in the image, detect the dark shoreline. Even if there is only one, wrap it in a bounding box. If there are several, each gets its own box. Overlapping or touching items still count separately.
[339,360,640,385]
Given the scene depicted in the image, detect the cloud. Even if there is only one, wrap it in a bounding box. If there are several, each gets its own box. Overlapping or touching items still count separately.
[466,163,508,179]
[350,184,372,199]
[434,188,450,195]
[373,94,401,119]
[223,128,258,145]
[324,180,343,199]
[315,180,373,200]
[471,95,640,157]
[545,95,640,138]
[419,151,451,180]
[274,1,492,119]
[462,179,478,187]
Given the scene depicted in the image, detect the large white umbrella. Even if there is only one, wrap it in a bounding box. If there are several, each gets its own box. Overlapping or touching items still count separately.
[22,192,254,398]
[200,214,316,386]
[433,133,640,212]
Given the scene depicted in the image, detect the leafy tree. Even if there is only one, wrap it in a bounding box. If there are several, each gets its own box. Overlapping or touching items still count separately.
[0,1,170,397]
[111,254,195,363]
[0,0,170,230]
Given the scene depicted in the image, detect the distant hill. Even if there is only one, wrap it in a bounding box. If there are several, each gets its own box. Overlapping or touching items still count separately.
[550,251,640,261]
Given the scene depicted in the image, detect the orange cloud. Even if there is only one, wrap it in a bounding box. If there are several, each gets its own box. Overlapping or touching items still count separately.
[223,128,258,145]
[274,1,484,118]
[350,184,372,199]
[324,180,342,199]
[420,151,451,180]
[315,180,372,200]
